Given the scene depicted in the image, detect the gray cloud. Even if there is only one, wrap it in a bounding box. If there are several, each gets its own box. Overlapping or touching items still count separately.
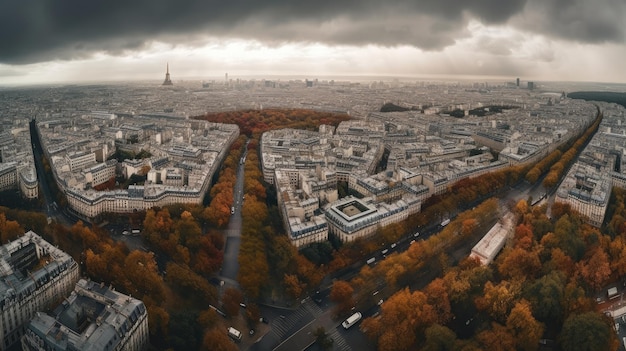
[0,0,622,65]
[516,0,626,43]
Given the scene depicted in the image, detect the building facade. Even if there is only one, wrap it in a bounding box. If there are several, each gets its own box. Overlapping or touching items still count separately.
[21,279,149,351]
[0,231,80,350]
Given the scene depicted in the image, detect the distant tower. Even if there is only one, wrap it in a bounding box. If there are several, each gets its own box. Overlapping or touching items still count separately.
[516,78,520,87]
[162,63,173,86]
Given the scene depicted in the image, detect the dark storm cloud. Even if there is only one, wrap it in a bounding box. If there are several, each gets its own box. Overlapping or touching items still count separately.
[0,0,623,64]
[516,0,626,43]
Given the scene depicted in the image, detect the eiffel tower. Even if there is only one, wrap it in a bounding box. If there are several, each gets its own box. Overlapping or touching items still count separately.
[162,63,173,86]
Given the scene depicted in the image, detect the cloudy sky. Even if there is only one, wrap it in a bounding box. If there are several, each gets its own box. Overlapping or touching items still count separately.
[1,0,625,85]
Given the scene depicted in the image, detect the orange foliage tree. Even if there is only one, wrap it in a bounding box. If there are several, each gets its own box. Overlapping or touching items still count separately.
[330,280,355,316]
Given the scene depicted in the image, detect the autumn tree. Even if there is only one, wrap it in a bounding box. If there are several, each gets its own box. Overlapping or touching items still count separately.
[330,280,355,316]
[475,280,521,324]
[372,288,437,351]
[443,260,493,306]
[608,236,626,277]
[268,236,297,274]
[192,234,224,275]
[576,246,611,290]
[460,218,478,237]
[498,246,541,282]
[295,253,324,287]
[514,199,529,218]
[146,302,170,341]
[123,250,167,302]
[202,328,238,351]
[424,279,452,325]
[562,281,593,317]
[506,300,544,351]
[197,308,220,329]
[222,287,243,317]
[166,262,217,303]
[476,323,515,351]
[70,220,99,249]
[283,274,305,299]
[542,170,559,189]
[0,213,23,243]
[352,264,382,305]
[175,211,202,249]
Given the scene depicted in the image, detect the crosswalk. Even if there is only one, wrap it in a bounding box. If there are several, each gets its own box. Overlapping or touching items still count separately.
[326,328,352,351]
[303,299,323,316]
[269,300,352,351]
[269,303,317,340]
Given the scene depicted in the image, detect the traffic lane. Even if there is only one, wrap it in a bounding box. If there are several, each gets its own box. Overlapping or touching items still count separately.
[221,234,241,280]
[336,321,376,351]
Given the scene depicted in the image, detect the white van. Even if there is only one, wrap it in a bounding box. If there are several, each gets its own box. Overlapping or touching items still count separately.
[228,327,242,341]
[342,312,362,329]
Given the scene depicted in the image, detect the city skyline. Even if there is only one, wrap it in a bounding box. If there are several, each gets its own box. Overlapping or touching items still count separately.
[1,0,625,85]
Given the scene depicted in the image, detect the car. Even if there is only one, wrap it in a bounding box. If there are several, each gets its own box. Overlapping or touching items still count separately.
[239,303,247,308]
[377,299,384,306]
[249,329,255,336]
[381,249,389,255]
[390,243,397,249]
[231,206,235,214]
[414,232,420,237]
[409,239,416,245]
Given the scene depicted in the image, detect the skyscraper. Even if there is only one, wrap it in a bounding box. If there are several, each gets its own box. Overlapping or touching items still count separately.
[162,63,173,86]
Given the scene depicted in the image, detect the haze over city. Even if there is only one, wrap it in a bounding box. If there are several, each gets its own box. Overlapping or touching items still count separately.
[4,2,626,351]
[1,0,626,85]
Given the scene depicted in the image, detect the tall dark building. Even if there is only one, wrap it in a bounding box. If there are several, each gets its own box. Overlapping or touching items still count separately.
[527,81,535,90]
[516,78,520,87]
[162,63,173,86]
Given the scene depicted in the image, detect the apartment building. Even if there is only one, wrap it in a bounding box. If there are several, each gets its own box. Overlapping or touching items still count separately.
[0,231,80,350]
[21,279,149,351]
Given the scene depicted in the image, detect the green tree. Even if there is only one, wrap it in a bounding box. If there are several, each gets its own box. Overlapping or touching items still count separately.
[313,327,334,350]
[559,312,617,351]
[523,271,565,327]
[423,324,457,351]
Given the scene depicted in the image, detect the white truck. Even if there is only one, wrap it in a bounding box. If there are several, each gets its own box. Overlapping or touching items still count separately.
[441,218,451,227]
[342,312,362,329]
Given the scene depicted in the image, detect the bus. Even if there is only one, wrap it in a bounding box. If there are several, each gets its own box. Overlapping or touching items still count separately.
[441,219,450,227]
[342,312,362,329]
